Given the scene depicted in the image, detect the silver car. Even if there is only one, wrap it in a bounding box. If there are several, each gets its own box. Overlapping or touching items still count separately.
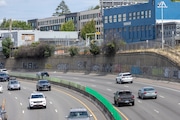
[7,79,21,90]
[66,108,92,120]
[138,86,157,99]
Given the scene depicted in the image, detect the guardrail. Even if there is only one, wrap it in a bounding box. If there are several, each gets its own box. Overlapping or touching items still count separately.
[9,72,122,120]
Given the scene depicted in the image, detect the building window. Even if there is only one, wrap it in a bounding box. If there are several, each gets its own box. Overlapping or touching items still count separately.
[133,12,136,20]
[141,11,144,19]
[129,13,132,20]
[105,16,108,23]
[109,16,112,23]
[113,15,117,22]
[118,14,122,22]
[123,14,126,21]
[145,10,148,18]
[148,10,151,18]
[137,12,140,19]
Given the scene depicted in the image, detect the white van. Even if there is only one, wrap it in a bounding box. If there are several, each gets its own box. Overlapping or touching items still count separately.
[0,69,9,74]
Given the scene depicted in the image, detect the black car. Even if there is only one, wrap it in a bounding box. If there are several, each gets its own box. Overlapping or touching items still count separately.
[36,71,49,79]
[0,72,10,82]
[36,80,51,91]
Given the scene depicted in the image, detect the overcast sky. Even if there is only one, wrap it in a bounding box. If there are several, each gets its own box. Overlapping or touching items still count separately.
[0,0,99,22]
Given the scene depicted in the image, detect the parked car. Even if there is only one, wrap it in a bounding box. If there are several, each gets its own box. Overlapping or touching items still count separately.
[36,79,51,91]
[0,69,8,75]
[28,92,46,109]
[138,86,157,99]
[36,71,49,79]
[0,105,7,120]
[66,108,92,120]
[116,72,133,84]
[0,72,10,82]
[7,79,21,90]
[114,90,135,106]
[0,85,3,93]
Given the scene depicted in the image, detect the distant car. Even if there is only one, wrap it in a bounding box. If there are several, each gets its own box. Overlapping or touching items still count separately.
[36,79,51,91]
[66,108,92,120]
[0,69,8,75]
[7,79,21,90]
[0,72,9,82]
[28,92,46,109]
[116,72,133,84]
[138,86,157,99]
[114,90,135,106]
[0,85,3,93]
[0,105,7,120]
[36,71,49,79]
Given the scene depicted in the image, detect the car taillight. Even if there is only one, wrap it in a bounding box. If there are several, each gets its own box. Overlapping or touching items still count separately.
[144,92,146,94]
[155,91,157,94]
[132,95,134,99]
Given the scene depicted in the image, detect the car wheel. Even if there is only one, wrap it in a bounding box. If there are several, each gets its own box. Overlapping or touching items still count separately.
[49,87,51,91]
[132,102,135,106]
[118,103,121,107]
[44,106,46,109]
[154,96,157,99]
[131,81,133,83]
[116,79,118,84]
[120,80,122,84]
[36,88,38,91]
[141,95,144,99]
[114,99,116,105]
[19,88,21,90]
[138,94,141,98]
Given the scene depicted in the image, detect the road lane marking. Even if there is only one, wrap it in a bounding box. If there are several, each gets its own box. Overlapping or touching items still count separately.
[178,103,180,105]
[73,77,79,79]
[124,85,129,88]
[54,88,98,120]
[106,82,112,84]
[55,109,58,112]
[138,100,142,103]
[154,109,159,113]
[107,88,112,91]
[159,95,165,98]
[22,110,25,114]
[114,107,129,120]
[90,79,95,82]
[15,97,18,99]
[49,101,53,104]
[20,103,22,106]
[91,85,96,87]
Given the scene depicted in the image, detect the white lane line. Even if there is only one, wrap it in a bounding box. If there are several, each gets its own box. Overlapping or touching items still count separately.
[73,77,79,79]
[178,103,180,105]
[20,103,23,106]
[107,88,112,91]
[15,97,18,99]
[106,82,112,84]
[159,95,165,98]
[49,101,53,104]
[91,85,96,87]
[8,92,11,94]
[124,85,129,88]
[55,109,58,112]
[154,109,159,113]
[137,100,142,103]
[22,110,25,114]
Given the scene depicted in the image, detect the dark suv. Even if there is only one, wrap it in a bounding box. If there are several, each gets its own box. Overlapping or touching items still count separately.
[0,72,9,82]
[36,80,51,91]
[114,90,135,106]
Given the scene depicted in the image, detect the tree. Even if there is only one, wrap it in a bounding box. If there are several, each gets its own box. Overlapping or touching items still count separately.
[68,46,79,57]
[0,18,32,30]
[2,37,13,58]
[80,19,96,40]
[60,20,75,31]
[52,0,70,16]
[89,40,100,56]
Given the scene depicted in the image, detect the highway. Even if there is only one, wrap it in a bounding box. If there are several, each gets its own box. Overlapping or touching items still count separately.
[49,72,180,120]
[0,78,106,120]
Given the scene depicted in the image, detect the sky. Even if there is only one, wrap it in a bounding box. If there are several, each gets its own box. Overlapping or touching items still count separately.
[0,0,99,22]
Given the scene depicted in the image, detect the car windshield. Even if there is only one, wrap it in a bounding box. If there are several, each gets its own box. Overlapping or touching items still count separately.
[0,73,6,76]
[144,88,154,91]
[39,80,48,84]
[119,91,131,95]
[11,81,18,84]
[31,94,44,98]
[69,111,88,118]
[123,73,131,76]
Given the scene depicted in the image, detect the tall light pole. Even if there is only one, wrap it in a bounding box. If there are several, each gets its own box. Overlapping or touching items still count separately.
[157,1,167,49]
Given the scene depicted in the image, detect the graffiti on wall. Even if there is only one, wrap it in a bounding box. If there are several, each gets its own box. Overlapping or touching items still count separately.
[102,63,112,72]
[114,64,121,73]
[45,63,52,69]
[22,62,38,69]
[77,61,87,70]
[131,66,142,75]
[91,64,100,72]
[57,63,69,71]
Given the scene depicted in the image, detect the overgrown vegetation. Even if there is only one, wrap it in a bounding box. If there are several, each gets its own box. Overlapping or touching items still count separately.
[68,46,79,57]
[2,37,13,58]
[89,40,100,56]
[14,42,55,59]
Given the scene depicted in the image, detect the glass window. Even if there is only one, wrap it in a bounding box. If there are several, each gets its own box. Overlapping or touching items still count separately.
[148,10,151,18]
[141,11,144,19]
[104,16,108,23]
[118,14,122,22]
[123,14,126,21]
[137,12,140,19]
[145,11,148,18]
[129,13,132,20]
[109,16,112,23]
[133,12,136,20]
[113,15,117,22]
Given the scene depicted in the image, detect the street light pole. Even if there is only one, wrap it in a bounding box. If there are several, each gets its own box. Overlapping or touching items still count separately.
[157,1,167,49]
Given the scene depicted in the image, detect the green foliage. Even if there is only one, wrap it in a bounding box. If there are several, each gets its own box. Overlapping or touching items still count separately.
[52,0,70,16]
[94,5,100,9]
[68,46,79,57]
[89,42,100,56]
[2,37,13,58]
[80,20,96,40]
[0,19,32,30]
[103,41,117,56]
[60,20,75,31]
[14,42,55,59]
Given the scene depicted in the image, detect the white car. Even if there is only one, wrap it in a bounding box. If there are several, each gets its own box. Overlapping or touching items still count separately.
[0,85,3,93]
[0,69,8,74]
[28,92,46,109]
[116,72,133,84]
